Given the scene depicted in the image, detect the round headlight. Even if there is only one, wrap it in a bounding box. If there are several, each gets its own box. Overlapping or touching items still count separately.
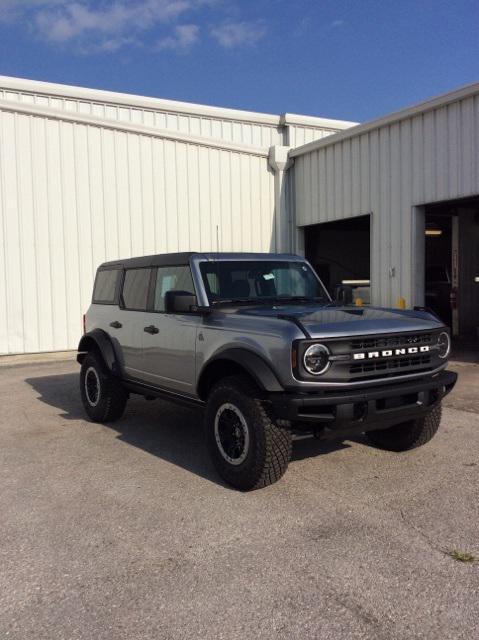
[303,344,330,375]
[437,331,451,359]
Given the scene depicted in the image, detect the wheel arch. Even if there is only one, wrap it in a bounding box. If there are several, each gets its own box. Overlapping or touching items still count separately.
[77,329,120,375]
[197,348,284,401]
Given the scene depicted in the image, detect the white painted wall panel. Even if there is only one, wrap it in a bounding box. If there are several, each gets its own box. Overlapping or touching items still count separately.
[287,125,341,147]
[0,107,275,354]
[0,85,284,149]
[293,90,479,309]
[0,78,357,154]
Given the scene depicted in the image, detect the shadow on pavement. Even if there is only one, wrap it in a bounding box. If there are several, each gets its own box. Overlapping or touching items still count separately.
[26,371,348,486]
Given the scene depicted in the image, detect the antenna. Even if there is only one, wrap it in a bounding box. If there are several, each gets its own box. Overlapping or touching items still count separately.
[214,225,220,300]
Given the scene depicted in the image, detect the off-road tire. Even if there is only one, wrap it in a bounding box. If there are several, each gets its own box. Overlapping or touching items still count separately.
[366,403,442,451]
[205,375,292,490]
[80,351,128,422]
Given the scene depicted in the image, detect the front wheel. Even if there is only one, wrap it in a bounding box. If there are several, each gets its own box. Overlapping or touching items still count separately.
[366,403,442,451]
[205,375,292,490]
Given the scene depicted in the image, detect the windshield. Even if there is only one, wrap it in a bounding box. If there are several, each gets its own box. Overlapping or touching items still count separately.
[199,260,330,305]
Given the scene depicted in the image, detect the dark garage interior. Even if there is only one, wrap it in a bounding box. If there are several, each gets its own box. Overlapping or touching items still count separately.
[424,197,479,352]
[304,215,371,303]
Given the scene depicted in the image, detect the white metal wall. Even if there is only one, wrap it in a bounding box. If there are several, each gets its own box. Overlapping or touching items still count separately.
[287,125,344,147]
[292,85,479,309]
[0,104,275,354]
[0,77,355,150]
[0,86,281,148]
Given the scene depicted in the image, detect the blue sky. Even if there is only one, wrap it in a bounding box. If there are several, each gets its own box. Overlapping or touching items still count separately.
[0,0,477,123]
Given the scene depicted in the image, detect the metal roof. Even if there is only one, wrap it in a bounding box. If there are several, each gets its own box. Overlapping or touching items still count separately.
[290,81,479,158]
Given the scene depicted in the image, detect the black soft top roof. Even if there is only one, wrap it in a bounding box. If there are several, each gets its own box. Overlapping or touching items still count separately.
[98,251,301,271]
[99,252,196,270]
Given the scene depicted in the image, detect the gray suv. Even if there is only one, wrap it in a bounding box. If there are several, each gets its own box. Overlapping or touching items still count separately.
[78,252,457,490]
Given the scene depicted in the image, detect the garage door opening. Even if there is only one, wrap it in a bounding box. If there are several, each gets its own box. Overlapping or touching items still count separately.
[424,197,479,357]
[304,215,371,304]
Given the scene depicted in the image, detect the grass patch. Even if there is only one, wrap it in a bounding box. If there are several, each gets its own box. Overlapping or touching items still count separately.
[445,549,476,563]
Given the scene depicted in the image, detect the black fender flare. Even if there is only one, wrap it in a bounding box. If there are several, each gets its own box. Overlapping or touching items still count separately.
[77,329,120,375]
[198,347,284,397]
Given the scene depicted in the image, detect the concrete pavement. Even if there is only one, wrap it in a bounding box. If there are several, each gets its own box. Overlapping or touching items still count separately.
[0,358,478,639]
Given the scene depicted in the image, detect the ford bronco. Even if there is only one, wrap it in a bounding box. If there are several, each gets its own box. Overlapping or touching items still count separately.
[78,252,457,490]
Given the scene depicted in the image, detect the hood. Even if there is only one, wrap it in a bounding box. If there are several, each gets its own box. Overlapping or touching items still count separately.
[236,303,443,338]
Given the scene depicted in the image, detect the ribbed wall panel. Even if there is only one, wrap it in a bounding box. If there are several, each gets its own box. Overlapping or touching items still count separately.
[294,93,479,308]
[287,125,342,147]
[0,87,284,148]
[0,108,275,354]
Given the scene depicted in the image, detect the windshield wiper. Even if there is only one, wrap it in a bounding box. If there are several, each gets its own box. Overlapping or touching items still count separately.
[211,296,327,306]
[270,296,326,304]
[211,298,258,306]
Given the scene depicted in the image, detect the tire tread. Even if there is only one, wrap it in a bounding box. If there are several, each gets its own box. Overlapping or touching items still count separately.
[80,351,127,423]
[206,375,292,490]
[367,403,442,451]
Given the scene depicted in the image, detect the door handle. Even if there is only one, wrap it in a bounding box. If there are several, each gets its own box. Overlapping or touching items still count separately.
[109,321,122,329]
[144,325,159,334]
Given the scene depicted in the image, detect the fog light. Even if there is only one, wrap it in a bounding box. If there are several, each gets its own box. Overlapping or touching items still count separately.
[303,344,330,375]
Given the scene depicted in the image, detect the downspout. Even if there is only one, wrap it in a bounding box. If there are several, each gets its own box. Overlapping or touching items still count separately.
[268,145,294,252]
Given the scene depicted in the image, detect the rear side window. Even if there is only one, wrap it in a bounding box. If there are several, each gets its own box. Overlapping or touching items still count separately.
[122,268,152,311]
[154,265,195,312]
[93,269,120,304]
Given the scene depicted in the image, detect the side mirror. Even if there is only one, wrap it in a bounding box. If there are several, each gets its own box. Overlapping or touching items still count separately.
[334,285,353,305]
[164,290,198,314]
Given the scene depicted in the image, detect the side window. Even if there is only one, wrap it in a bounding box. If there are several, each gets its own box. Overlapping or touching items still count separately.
[93,269,120,304]
[122,268,152,311]
[154,265,195,312]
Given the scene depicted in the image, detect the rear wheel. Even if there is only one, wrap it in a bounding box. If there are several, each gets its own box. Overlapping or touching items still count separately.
[80,351,128,422]
[205,375,292,490]
[366,403,442,451]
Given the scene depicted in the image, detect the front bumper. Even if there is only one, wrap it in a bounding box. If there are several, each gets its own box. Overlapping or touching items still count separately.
[268,370,457,437]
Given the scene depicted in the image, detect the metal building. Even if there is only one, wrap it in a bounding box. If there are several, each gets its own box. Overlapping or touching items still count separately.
[291,83,479,343]
[0,76,354,354]
[1,75,478,355]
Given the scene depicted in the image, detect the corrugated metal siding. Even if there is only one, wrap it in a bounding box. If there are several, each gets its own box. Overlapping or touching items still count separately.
[293,92,479,308]
[287,125,343,148]
[0,107,275,354]
[0,88,283,148]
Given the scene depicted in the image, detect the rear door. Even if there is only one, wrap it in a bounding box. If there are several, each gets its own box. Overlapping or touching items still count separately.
[141,264,200,395]
[116,267,154,379]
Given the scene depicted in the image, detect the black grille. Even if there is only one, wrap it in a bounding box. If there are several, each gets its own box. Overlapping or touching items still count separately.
[350,333,433,350]
[350,355,431,376]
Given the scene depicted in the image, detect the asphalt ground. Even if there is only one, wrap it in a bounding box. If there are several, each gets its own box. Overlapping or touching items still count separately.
[0,358,478,639]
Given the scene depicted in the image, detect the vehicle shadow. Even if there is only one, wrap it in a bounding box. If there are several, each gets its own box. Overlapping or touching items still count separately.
[26,371,349,487]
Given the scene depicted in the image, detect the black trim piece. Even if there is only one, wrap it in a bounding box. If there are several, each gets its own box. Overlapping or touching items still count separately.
[269,370,457,427]
[77,329,120,374]
[99,252,195,271]
[276,314,311,339]
[122,378,205,408]
[198,347,284,394]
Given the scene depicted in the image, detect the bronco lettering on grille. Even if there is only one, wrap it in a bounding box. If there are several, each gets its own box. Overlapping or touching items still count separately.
[353,346,430,360]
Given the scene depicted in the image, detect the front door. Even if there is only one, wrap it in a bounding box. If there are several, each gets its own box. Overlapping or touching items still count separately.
[141,264,200,395]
